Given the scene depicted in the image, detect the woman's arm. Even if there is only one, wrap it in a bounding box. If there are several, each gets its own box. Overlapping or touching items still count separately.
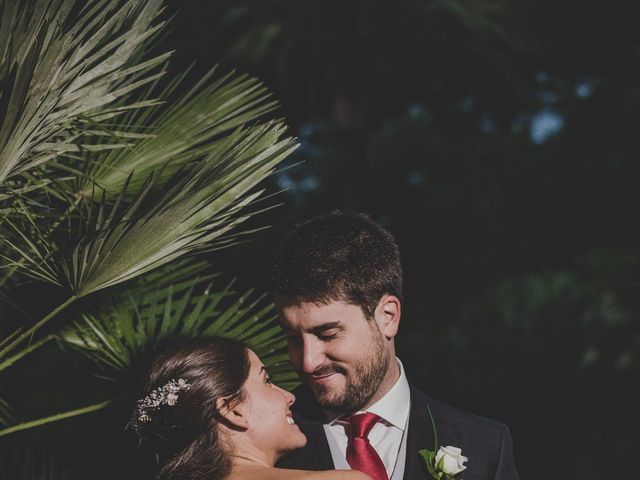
[276,469,372,480]
[314,471,372,480]
[230,466,372,480]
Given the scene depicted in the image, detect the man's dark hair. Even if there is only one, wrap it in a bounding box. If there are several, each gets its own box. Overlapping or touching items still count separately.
[267,211,403,318]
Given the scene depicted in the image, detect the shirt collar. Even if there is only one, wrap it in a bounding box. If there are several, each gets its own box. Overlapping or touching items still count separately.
[327,357,411,431]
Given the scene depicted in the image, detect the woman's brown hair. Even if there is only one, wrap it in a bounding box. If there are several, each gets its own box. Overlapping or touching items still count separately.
[131,337,250,480]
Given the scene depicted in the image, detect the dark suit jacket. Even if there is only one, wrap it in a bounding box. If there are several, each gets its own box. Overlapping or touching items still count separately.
[277,383,519,480]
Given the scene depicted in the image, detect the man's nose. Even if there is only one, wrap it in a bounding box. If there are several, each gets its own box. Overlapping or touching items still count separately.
[300,337,325,374]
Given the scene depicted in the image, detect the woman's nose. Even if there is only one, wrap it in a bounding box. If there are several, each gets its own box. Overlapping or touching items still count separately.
[278,385,296,405]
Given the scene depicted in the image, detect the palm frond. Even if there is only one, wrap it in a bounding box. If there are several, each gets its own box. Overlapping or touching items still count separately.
[65,122,297,296]
[72,67,279,198]
[0,199,64,286]
[118,258,215,299]
[0,0,300,440]
[1,122,296,295]
[62,274,298,389]
[0,0,169,183]
[0,171,85,288]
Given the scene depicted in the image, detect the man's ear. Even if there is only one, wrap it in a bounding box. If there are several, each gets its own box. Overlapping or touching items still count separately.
[216,396,249,430]
[375,294,401,339]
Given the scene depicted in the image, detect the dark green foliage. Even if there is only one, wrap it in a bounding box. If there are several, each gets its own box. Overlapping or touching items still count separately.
[0,451,72,480]
[163,1,640,478]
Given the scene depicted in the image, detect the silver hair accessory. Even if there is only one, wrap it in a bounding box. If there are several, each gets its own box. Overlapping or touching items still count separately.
[135,378,191,424]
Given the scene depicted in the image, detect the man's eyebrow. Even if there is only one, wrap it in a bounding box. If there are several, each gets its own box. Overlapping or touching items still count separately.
[310,321,341,333]
[279,321,342,333]
[259,366,267,376]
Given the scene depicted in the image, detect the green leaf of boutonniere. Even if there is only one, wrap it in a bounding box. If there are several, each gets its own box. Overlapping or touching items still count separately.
[419,447,445,479]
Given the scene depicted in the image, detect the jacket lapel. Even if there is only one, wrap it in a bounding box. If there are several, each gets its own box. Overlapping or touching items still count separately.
[403,385,436,480]
[299,419,335,470]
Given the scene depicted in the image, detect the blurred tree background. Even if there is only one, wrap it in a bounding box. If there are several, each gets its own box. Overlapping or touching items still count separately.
[2,0,639,478]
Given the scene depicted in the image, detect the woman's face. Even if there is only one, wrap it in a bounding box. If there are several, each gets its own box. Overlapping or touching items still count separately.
[241,349,307,457]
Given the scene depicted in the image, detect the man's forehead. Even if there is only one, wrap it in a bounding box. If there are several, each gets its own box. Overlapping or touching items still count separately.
[274,294,340,309]
[275,295,348,313]
[276,297,366,328]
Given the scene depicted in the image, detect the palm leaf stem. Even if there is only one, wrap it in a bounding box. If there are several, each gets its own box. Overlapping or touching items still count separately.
[0,327,23,351]
[0,398,115,437]
[0,334,55,371]
[0,296,77,367]
[0,396,15,427]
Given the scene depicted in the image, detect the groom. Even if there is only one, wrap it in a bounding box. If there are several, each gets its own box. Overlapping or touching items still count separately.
[268,211,519,480]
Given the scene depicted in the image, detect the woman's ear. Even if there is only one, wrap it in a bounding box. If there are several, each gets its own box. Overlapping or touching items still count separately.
[216,396,249,430]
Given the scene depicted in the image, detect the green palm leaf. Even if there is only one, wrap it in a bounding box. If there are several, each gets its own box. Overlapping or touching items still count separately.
[71,67,279,198]
[0,120,296,364]
[0,271,297,437]
[65,121,296,296]
[0,0,299,440]
[0,0,169,183]
[62,273,297,388]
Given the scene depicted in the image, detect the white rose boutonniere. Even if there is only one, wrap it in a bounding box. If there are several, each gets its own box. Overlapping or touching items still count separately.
[435,446,468,476]
[418,405,468,480]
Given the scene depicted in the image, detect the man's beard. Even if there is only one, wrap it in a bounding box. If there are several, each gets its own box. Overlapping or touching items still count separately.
[308,327,389,413]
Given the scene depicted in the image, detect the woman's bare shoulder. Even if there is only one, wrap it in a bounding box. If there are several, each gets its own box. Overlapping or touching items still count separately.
[229,466,371,480]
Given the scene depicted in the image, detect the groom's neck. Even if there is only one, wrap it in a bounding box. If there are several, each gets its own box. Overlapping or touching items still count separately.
[360,354,401,411]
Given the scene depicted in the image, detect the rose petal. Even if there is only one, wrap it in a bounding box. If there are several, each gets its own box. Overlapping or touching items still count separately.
[443,454,460,474]
[434,446,467,475]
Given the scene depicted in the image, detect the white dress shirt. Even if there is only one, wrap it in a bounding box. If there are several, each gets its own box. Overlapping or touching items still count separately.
[323,358,411,480]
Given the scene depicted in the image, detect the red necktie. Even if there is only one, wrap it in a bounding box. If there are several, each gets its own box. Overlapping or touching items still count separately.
[345,413,388,480]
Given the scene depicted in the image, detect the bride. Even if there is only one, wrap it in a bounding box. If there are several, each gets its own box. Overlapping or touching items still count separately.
[131,337,371,480]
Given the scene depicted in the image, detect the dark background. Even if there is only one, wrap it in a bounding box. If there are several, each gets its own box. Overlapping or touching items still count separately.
[2,1,639,478]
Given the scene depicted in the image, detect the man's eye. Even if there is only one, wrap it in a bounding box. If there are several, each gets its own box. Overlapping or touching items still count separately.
[265,376,272,384]
[318,331,338,341]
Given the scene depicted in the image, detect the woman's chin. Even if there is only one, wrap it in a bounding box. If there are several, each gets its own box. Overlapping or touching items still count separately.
[278,430,307,457]
[291,428,307,449]
[298,430,308,448]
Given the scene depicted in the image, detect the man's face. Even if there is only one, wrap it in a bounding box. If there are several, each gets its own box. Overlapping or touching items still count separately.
[277,298,393,414]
